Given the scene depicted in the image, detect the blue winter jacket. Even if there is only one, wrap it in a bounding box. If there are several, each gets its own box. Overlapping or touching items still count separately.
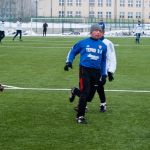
[66,37,107,75]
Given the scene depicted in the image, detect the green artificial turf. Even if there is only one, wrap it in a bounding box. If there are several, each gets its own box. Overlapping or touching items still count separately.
[0,36,150,150]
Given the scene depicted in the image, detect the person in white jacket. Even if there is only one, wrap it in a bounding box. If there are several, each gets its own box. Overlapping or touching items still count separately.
[69,22,117,112]
[13,18,23,41]
[134,21,143,44]
[0,20,5,43]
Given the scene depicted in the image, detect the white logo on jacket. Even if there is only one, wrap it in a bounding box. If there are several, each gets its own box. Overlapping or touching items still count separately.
[87,54,99,60]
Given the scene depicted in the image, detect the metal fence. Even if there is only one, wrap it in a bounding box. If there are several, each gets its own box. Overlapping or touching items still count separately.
[30,17,148,35]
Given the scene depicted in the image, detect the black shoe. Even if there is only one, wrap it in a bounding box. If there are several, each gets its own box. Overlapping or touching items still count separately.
[74,106,88,113]
[76,116,87,124]
[0,84,4,92]
[100,103,106,112]
[69,87,77,102]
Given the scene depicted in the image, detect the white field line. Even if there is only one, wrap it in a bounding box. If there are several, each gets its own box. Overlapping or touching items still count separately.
[0,46,71,49]
[2,84,150,93]
[1,45,150,49]
[2,84,20,88]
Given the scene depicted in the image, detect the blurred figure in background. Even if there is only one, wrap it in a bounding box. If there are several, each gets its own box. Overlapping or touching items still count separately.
[0,20,5,44]
[43,22,48,36]
[13,18,23,41]
[98,19,105,31]
[134,21,143,44]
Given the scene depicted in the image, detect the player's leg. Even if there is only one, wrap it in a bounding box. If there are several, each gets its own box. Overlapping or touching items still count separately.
[70,86,96,102]
[76,67,90,124]
[43,29,44,36]
[13,30,19,40]
[2,31,5,40]
[0,31,2,43]
[136,33,140,44]
[45,29,47,36]
[135,33,138,43]
[86,80,97,102]
[19,30,22,41]
[43,29,46,36]
[97,84,106,112]
[138,33,141,43]
[69,87,80,102]
[73,86,96,112]
[0,31,5,41]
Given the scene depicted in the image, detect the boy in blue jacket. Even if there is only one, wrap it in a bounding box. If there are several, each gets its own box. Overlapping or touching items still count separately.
[64,24,107,124]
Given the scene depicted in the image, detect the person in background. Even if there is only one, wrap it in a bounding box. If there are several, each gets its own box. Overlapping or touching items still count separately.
[134,21,143,44]
[0,20,5,44]
[64,24,107,124]
[13,18,23,41]
[43,22,48,36]
[98,19,105,31]
[69,22,117,113]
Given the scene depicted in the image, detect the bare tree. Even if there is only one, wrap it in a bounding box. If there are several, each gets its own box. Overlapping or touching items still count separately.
[0,0,36,21]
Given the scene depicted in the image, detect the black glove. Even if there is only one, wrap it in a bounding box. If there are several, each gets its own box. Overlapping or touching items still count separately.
[108,72,114,81]
[100,75,107,85]
[64,62,72,71]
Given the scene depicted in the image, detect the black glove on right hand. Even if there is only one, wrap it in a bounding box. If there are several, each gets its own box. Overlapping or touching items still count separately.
[64,62,72,71]
[108,72,114,81]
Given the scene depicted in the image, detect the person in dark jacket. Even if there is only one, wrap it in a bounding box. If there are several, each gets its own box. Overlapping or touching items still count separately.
[43,22,48,36]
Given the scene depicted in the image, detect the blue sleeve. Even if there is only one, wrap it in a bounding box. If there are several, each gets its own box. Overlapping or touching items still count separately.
[101,45,107,76]
[66,41,81,63]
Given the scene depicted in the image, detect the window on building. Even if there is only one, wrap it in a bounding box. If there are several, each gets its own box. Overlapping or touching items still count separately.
[76,0,81,6]
[106,0,111,7]
[89,11,95,18]
[128,0,133,7]
[67,11,73,17]
[120,12,125,18]
[67,0,73,6]
[120,0,125,7]
[59,0,64,6]
[89,0,95,6]
[75,11,81,17]
[136,12,141,18]
[59,11,65,17]
[98,11,103,18]
[106,11,111,18]
[98,0,103,7]
[136,0,141,7]
[128,12,133,18]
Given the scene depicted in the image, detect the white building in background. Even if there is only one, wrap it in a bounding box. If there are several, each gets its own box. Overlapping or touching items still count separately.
[37,0,150,23]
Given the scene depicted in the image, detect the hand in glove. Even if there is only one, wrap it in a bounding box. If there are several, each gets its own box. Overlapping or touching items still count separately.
[108,72,114,81]
[100,75,107,85]
[64,62,72,71]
